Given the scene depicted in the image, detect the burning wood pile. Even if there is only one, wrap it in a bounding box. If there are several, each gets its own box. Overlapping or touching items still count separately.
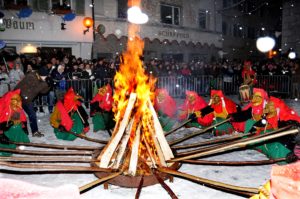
[95,26,174,178]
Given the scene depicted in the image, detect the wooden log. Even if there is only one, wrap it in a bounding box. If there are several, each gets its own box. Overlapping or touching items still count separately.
[181,158,286,166]
[175,126,291,157]
[142,133,157,168]
[99,93,137,167]
[172,132,252,150]
[0,161,114,172]
[10,141,99,151]
[165,119,192,136]
[0,147,92,156]
[170,128,299,162]
[169,118,231,146]
[79,171,122,193]
[148,99,174,160]
[153,170,178,199]
[158,167,258,197]
[113,119,134,169]
[135,176,144,199]
[0,156,97,163]
[148,122,166,167]
[128,124,141,176]
[65,131,108,144]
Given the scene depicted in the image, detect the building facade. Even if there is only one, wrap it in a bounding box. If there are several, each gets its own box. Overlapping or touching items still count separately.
[0,0,93,59]
[93,0,223,62]
[220,0,282,60]
[282,0,300,56]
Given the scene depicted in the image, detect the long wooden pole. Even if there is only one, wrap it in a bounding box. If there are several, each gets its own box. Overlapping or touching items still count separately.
[0,156,97,163]
[65,131,108,144]
[135,176,144,199]
[10,141,100,151]
[175,126,290,157]
[172,132,253,150]
[79,171,122,193]
[0,147,93,156]
[165,119,192,136]
[181,158,286,166]
[170,128,299,162]
[168,118,230,146]
[153,170,178,199]
[0,161,113,172]
[158,167,258,197]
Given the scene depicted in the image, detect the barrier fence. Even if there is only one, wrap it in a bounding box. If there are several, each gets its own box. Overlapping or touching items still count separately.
[33,75,295,108]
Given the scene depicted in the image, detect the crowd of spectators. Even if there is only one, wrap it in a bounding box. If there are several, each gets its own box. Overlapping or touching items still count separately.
[1,48,300,100]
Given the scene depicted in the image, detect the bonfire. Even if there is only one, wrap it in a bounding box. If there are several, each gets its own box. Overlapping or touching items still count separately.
[1,0,299,198]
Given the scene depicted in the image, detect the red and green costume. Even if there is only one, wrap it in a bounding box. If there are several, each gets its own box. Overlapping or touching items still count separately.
[50,88,89,141]
[0,89,29,156]
[209,90,237,136]
[253,96,300,164]
[242,88,269,134]
[90,84,114,132]
[154,89,177,132]
[178,91,213,128]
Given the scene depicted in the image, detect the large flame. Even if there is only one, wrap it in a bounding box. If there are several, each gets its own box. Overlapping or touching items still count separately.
[112,0,157,174]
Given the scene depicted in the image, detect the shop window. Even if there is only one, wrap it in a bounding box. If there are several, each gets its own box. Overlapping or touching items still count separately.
[117,0,127,19]
[199,10,209,30]
[160,4,180,25]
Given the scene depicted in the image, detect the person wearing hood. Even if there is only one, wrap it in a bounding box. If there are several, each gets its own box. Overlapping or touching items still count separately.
[232,88,269,134]
[0,89,29,156]
[90,84,114,133]
[50,88,89,141]
[198,90,239,136]
[252,96,300,164]
[154,89,177,132]
[178,90,213,128]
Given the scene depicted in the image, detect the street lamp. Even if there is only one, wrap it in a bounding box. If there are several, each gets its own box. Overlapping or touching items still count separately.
[83,17,93,34]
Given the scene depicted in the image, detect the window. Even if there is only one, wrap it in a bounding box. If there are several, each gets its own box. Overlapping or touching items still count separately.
[51,0,71,11]
[117,0,127,19]
[30,0,49,11]
[233,24,242,37]
[2,0,28,9]
[222,21,227,35]
[247,27,255,39]
[199,10,208,29]
[74,0,84,15]
[50,0,84,15]
[160,4,180,25]
[222,0,231,8]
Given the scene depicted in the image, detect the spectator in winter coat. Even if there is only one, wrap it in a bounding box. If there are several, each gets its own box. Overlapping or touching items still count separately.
[9,62,24,90]
[14,71,51,137]
[0,65,10,97]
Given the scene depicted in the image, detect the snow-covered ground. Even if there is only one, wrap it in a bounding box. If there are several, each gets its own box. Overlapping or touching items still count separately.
[1,97,299,199]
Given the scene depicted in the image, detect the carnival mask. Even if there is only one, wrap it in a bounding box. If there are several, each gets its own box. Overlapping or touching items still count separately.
[252,93,263,106]
[10,94,22,111]
[212,94,221,105]
[264,101,277,117]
